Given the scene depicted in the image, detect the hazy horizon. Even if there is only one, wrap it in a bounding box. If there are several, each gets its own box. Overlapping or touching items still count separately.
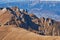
[0,0,60,21]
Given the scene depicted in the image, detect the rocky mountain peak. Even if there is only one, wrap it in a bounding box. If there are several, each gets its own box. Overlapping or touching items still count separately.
[0,7,60,36]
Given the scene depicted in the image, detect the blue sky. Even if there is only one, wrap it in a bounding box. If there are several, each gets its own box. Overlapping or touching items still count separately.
[0,0,32,2]
[0,0,60,3]
[0,0,60,21]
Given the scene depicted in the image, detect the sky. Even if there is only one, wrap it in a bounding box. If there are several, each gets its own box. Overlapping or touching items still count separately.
[0,0,60,2]
[0,0,60,21]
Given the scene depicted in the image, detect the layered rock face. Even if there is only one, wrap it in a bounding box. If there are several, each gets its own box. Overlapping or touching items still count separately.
[0,7,60,36]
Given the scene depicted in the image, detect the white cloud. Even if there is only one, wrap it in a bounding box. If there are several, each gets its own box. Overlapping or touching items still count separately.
[40,0,60,1]
[29,0,39,7]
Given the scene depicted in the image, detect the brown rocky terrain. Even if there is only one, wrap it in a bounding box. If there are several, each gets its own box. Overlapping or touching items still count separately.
[0,7,60,40]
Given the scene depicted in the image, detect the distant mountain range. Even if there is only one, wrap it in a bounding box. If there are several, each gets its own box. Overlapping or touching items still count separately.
[0,1,60,21]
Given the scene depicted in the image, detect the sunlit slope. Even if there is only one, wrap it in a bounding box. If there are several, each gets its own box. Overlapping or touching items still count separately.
[0,25,60,40]
[0,10,13,25]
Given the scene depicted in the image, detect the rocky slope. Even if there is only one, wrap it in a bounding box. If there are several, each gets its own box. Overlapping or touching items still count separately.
[0,7,60,36]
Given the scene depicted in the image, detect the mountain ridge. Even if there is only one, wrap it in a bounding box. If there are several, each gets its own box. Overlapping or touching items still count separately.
[0,7,60,36]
